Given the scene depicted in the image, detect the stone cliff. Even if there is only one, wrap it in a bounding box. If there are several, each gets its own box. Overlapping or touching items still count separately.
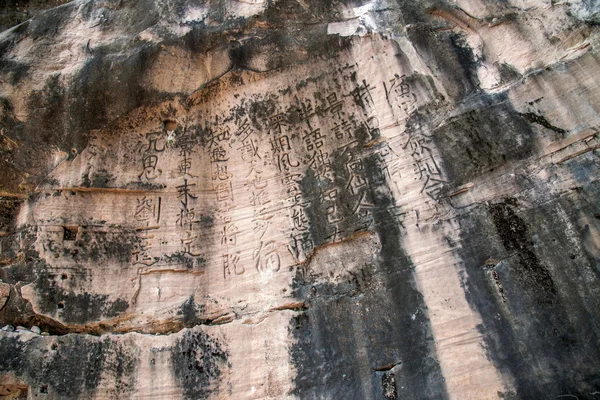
[0,0,599,398]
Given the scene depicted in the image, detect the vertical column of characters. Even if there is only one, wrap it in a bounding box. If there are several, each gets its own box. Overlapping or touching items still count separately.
[372,142,408,228]
[324,88,367,242]
[206,126,240,279]
[264,109,307,263]
[236,118,281,275]
[304,101,348,243]
[403,131,445,201]
[392,74,443,201]
[135,130,166,266]
[338,137,374,234]
[132,196,162,267]
[382,73,444,199]
[175,128,202,256]
[346,74,408,228]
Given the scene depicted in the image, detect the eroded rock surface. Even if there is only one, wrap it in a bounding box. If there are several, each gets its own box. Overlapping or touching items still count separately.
[1,0,599,398]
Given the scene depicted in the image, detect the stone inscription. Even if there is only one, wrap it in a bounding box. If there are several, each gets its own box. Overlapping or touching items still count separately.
[133,62,445,279]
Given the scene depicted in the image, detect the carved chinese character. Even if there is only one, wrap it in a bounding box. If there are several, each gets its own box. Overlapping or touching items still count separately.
[291,206,309,231]
[176,132,195,154]
[141,132,166,153]
[288,232,314,262]
[252,213,272,240]
[181,231,200,256]
[421,176,446,201]
[324,92,344,118]
[210,146,229,163]
[322,188,343,224]
[135,196,160,223]
[350,80,376,112]
[384,74,410,103]
[294,97,316,128]
[216,128,231,143]
[254,240,281,273]
[132,231,158,266]
[276,153,300,172]
[346,159,367,195]
[306,149,333,181]
[414,156,441,180]
[139,132,166,180]
[250,189,270,207]
[384,74,417,115]
[267,113,287,134]
[332,120,354,140]
[238,139,260,162]
[270,135,292,153]
[236,118,255,142]
[223,253,244,279]
[362,117,380,142]
[139,154,162,180]
[177,179,198,210]
[282,174,303,197]
[216,181,234,203]
[177,208,199,229]
[220,223,238,247]
[303,128,325,152]
[203,128,228,149]
[213,163,232,181]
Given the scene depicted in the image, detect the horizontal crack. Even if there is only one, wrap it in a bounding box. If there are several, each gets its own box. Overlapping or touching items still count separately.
[373,361,402,372]
[269,301,308,312]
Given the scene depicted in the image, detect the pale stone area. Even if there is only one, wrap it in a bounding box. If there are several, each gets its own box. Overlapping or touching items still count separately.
[1,0,599,399]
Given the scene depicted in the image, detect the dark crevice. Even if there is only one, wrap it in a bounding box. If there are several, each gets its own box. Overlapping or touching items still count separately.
[519,111,567,136]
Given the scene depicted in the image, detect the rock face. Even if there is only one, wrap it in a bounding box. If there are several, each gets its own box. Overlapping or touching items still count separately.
[1,0,600,398]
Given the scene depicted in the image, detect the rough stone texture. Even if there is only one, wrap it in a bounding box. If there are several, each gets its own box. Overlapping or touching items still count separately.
[0,0,599,399]
[0,282,10,310]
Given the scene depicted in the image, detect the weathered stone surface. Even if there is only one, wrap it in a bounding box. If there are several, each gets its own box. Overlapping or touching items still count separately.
[0,0,599,398]
[0,282,9,310]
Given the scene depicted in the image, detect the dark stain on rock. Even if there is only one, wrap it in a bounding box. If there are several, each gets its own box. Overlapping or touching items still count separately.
[459,192,600,398]
[433,95,537,185]
[497,62,522,85]
[68,45,158,148]
[44,335,107,397]
[291,143,448,399]
[406,25,479,101]
[229,41,251,70]
[0,0,70,32]
[0,198,21,234]
[519,111,567,136]
[33,263,129,324]
[1,227,40,284]
[0,333,138,398]
[71,227,136,263]
[0,334,26,374]
[82,169,116,188]
[27,2,74,39]
[448,32,481,91]
[488,199,557,301]
[178,295,207,327]
[171,330,229,400]
[0,58,30,85]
